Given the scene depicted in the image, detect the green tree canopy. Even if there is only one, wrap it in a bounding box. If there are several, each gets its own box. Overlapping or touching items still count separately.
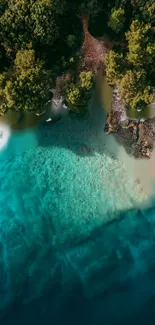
[63,71,95,112]
[67,0,104,17]
[126,20,155,70]
[105,8,155,112]
[0,49,53,115]
[108,7,126,33]
[118,70,153,110]
[105,50,125,86]
[0,0,66,54]
[131,0,155,24]
[0,0,154,116]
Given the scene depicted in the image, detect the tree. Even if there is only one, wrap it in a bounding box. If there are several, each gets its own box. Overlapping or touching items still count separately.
[30,0,63,45]
[118,69,153,110]
[131,0,155,24]
[63,71,95,112]
[126,20,155,68]
[0,49,53,115]
[0,0,32,53]
[105,14,155,112]
[81,0,103,17]
[125,20,155,85]
[79,71,94,89]
[105,50,125,85]
[143,1,155,24]
[0,0,7,15]
[66,35,77,49]
[108,7,126,33]
[67,0,104,17]
[0,0,66,54]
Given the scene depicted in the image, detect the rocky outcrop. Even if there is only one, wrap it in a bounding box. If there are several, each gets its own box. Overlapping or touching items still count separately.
[104,88,155,159]
[104,110,120,134]
[134,118,155,159]
[104,88,129,133]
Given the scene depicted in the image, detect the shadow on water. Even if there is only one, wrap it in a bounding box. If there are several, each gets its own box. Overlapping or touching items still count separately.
[1,204,155,325]
[1,86,155,324]
[37,95,116,160]
[0,93,115,161]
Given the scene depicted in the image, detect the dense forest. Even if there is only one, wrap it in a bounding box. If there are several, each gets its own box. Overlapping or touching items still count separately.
[0,0,154,115]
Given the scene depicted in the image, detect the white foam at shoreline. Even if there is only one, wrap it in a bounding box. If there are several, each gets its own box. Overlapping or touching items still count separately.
[0,123,11,151]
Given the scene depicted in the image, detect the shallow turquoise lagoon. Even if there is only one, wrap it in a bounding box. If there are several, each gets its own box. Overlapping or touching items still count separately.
[0,108,155,324]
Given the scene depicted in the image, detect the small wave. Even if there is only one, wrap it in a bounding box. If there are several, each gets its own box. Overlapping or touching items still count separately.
[0,123,11,151]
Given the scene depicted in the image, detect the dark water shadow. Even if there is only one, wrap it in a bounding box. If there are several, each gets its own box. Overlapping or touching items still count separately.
[1,97,155,324]
[38,96,117,160]
[1,204,155,325]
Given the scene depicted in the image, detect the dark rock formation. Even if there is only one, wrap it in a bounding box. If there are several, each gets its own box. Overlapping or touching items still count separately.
[134,119,155,159]
[104,89,155,159]
[104,110,120,134]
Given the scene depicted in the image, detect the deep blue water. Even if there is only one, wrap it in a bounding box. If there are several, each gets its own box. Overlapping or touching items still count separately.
[0,108,155,324]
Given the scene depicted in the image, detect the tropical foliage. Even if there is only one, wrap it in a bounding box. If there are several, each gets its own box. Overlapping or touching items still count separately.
[105,2,155,111]
[0,0,154,114]
[64,71,95,112]
[0,49,53,114]
[108,8,125,33]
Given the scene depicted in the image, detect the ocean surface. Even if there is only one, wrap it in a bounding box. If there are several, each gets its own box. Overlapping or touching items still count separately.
[0,103,155,324]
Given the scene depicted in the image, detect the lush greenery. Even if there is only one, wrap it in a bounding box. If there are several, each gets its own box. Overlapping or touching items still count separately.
[0,0,154,115]
[105,1,155,111]
[0,49,53,114]
[108,8,125,33]
[64,71,95,112]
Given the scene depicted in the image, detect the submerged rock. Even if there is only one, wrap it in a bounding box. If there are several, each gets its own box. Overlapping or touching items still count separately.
[81,144,91,154]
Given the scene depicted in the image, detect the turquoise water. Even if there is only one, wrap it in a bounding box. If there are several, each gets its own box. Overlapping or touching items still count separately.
[0,106,155,324]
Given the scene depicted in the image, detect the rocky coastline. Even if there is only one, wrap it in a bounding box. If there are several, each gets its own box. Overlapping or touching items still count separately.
[104,88,155,159]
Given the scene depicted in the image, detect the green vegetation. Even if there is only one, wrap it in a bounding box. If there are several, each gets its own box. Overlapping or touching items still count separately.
[105,2,155,112]
[118,70,153,111]
[63,71,95,112]
[0,49,53,115]
[0,0,154,115]
[126,21,155,70]
[108,8,126,33]
[0,0,66,52]
[105,51,124,86]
